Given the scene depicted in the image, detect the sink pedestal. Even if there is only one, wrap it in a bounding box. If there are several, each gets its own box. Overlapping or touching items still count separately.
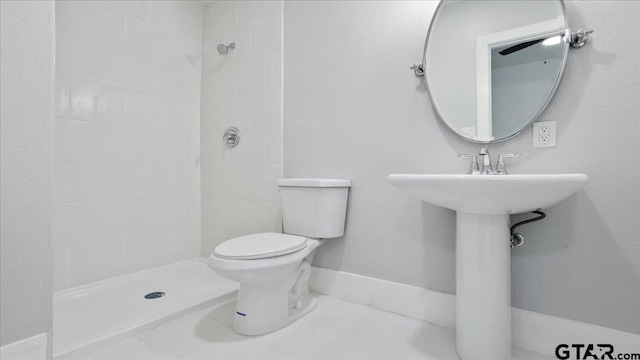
[456,212,511,359]
[386,174,589,360]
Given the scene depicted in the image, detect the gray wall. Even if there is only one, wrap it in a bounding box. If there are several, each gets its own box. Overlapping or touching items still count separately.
[284,0,640,334]
[0,0,54,346]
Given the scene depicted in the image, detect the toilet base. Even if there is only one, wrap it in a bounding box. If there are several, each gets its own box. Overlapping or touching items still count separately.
[232,260,316,335]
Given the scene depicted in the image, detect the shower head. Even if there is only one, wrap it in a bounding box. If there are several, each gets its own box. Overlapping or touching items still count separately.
[217,42,236,56]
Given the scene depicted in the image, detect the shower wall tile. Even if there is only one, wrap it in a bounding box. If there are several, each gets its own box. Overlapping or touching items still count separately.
[53,247,69,291]
[167,227,202,263]
[124,17,169,60]
[97,49,148,92]
[168,100,200,134]
[185,197,202,227]
[250,88,281,128]
[208,139,236,165]
[265,200,283,233]
[185,67,203,104]
[235,128,266,165]
[124,90,168,129]
[148,1,187,36]
[55,74,71,118]
[166,166,189,198]
[201,229,240,259]
[210,1,238,37]
[185,134,201,166]
[123,233,168,273]
[236,56,266,95]
[54,118,98,161]
[68,163,124,202]
[68,78,100,121]
[123,164,166,200]
[226,96,251,130]
[200,1,283,256]
[54,1,203,290]
[146,61,185,100]
[238,1,267,29]
[52,204,97,247]
[94,199,185,243]
[235,200,266,234]
[53,162,69,205]
[224,28,251,64]
[200,166,223,197]
[97,1,149,22]
[251,15,282,57]
[56,33,99,82]
[94,85,126,124]
[265,51,282,90]
[250,164,282,201]
[210,198,237,233]
[185,3,204,43]
[265,126,282,164]
[62,1,125,51]
[168,165,200,198]
[222,166,251,199]
[266,0,283,17]
[211,64,238,101]
[68,240,124,287]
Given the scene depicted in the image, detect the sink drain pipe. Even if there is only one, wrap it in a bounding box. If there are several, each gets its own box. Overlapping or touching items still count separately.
[510,210,546,248]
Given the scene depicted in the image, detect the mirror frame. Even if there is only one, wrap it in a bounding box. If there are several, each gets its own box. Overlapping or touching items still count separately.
[422,0,571,143]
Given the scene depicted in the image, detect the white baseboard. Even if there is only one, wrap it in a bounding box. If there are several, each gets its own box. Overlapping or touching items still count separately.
[0,332,49,360]
[310,266,456,328]
[310,266,640,357]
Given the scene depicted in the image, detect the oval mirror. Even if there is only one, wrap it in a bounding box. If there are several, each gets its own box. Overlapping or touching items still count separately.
[424,0,569,143]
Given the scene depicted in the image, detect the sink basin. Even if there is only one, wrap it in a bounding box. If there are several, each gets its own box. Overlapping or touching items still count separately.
[387,174,589,215]
[387,173,588,359]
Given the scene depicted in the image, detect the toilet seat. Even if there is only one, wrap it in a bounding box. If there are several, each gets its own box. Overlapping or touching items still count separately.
[213,232,308,260]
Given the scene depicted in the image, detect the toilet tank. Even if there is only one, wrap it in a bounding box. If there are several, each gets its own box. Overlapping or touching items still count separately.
[277,179,351,239]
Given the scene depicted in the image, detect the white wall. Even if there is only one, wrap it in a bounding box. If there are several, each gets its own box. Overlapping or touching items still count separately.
[53,1,203,290]
[284,0,640,334]
[200,1,283,256]
[0,0,54,347]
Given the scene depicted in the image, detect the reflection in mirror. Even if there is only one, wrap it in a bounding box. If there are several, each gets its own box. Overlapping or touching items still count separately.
[424,0,569,143]
[490,34,565,140]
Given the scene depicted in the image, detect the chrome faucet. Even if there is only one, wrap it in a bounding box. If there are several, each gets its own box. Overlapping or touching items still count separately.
[479,146,492,175]
[458,146,520,175]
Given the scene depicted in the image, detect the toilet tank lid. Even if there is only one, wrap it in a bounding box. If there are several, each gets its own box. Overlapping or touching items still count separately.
[277,178,351,188]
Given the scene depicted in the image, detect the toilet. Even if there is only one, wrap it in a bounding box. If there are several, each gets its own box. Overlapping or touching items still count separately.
[207,178,351,335]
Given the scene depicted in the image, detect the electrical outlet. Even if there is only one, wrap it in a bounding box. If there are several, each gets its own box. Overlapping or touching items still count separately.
[533,121,556,148]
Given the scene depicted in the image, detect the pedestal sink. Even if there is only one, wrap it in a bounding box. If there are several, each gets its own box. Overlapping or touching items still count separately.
[386,174,588,360]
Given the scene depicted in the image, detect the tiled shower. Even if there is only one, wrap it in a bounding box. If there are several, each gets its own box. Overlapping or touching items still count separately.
[52,1,282,290]
[199,0,283,257]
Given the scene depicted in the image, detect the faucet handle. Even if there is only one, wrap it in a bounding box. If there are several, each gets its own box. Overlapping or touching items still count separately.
[495,153,521,175]
[458,154,480,175]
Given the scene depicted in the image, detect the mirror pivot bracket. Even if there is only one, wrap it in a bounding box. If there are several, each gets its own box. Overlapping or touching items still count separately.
[410,63,425,77]
[570,29,594,48]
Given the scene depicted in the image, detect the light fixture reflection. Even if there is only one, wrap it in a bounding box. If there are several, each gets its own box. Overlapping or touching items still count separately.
[542,36,562,46]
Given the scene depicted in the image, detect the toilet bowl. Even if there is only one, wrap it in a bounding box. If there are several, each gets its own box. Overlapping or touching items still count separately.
[207,179,350,335]
[208,234,323,335]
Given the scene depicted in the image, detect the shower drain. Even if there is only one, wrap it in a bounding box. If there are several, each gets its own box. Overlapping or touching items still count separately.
[144,291,165,299]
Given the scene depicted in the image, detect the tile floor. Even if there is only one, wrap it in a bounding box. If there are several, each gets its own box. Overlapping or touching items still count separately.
[80,294,553,360]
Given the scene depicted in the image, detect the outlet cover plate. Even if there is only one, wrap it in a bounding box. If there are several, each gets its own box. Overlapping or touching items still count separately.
[533,121,556,148]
